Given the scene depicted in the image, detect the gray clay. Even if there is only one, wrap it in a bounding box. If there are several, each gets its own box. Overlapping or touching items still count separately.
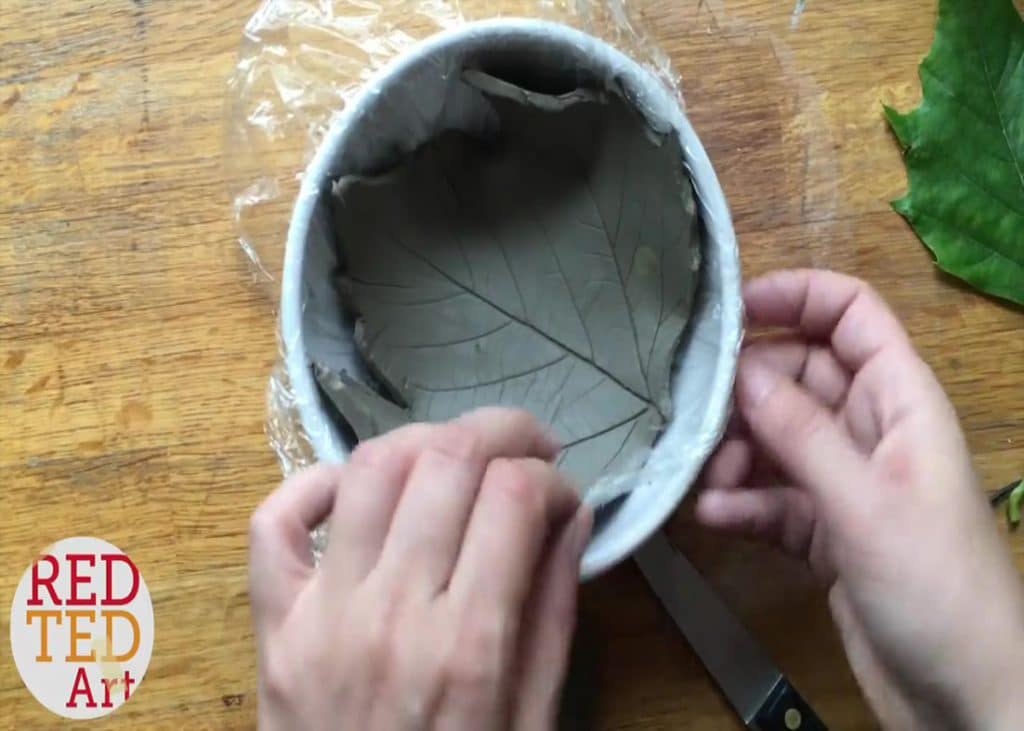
[317,70,701,493]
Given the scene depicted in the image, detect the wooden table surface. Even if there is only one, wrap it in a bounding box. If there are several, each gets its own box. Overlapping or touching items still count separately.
[2,0,1022,728]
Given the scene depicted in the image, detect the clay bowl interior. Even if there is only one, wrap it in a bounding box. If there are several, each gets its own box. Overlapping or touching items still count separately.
[281,19,742,579]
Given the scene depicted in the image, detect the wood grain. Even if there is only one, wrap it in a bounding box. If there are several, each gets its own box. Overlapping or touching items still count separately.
[1,1,1021,729]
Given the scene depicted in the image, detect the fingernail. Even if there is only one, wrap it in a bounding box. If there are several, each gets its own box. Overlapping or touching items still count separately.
[737,358,779,408]
[569,507,593,562]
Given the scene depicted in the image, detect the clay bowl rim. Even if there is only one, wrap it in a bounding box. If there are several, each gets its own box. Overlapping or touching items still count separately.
[280,18,742,579]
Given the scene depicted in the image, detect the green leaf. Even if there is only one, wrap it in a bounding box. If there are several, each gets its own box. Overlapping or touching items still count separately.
[887,0,1024,306]
[325,73,700,493]
[1008,479,1024,529]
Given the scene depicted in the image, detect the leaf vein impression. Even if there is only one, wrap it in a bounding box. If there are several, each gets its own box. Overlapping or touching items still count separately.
[386,231,656,408]
[560,407,648,449]
[397,320,513,351]
[351,281,468,307]
[438,167,477,289]
[547,361,577,425]
[598,417,642,474]
[536,208,596,359]
[441,163,530,318]
[646,234,668,373]
[410,353,570,393]
[580,174,650,392]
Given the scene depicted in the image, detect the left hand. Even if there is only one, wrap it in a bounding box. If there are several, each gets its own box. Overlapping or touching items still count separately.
[249,407,592,731]
[695,270,1024,729]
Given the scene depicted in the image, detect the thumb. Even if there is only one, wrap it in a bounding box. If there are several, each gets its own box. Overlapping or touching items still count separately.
[736,356,867,502]
[249,465,340,628]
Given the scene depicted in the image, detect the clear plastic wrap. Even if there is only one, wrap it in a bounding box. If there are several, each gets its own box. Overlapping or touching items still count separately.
[226,0,825,575]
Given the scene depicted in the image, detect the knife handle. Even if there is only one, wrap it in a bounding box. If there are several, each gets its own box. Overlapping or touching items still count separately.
[751,678,828,731]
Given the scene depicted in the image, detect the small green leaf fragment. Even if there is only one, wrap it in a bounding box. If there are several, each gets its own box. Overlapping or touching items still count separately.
[883,105,913,149]
[891,196,913,219]
[1007,480,1024,530]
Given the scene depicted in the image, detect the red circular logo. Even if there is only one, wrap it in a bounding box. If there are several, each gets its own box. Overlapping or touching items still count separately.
[9,537,154,719]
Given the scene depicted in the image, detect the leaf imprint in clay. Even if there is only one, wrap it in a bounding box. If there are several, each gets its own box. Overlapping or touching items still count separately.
[321,71,701,495]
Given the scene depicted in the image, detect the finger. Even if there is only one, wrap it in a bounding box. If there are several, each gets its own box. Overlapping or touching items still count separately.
[743,270,910,373]
[433,460,577,731]
[350,407,560,476]
[842,341,957,454]
[695,486,816,560]
[323,458,408,589]
[454,407,561,460]
[701,438,753,490]
[732,339,849,489]
[321,422,434,588]
[377,410,562,595]
[448,458,580,616]
[511,507,592,731]
[743,337,852,409]
[736,355,867,505]
[333,408,557,587]
[249,465,340,625]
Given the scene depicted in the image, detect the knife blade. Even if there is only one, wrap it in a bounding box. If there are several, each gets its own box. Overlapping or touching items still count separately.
[634,531,827,731]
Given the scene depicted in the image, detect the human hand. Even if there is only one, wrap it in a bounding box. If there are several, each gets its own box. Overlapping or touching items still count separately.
[696,270,1024,730]
[249,408,592,731]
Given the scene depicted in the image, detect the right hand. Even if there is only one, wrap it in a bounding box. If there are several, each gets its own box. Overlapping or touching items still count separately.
[249,408,590,731]
[696,270,1024,729]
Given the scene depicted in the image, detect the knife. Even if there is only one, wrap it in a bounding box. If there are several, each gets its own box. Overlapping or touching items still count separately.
[634,531,828,731]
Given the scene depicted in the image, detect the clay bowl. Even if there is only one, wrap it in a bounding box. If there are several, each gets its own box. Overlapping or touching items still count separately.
[281,19,742,579]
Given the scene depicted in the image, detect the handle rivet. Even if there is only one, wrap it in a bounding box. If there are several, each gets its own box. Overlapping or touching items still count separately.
[784,708,802,729]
